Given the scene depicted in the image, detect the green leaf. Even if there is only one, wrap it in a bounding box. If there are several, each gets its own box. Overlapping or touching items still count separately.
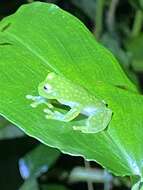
[19,144,60,179]
[0,2,142,178]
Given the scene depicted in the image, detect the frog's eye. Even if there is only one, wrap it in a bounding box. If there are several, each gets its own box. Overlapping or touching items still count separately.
[44,84,52,92]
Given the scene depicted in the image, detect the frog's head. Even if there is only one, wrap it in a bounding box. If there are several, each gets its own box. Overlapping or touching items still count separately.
[38,72,62,99]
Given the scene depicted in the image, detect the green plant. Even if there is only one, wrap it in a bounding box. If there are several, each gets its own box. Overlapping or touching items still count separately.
[0,2,143,189]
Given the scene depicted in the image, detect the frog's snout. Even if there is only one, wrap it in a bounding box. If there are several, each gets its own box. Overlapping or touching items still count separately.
[46,72,56,80]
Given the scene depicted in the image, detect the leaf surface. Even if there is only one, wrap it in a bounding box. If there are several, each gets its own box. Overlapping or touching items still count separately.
[0,2,143,177]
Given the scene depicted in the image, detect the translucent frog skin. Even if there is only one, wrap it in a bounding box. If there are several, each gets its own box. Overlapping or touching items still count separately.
[26,72,112,133]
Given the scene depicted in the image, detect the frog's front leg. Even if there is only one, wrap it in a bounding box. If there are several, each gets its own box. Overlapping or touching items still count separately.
[26,95,53,109]
[44,107,81,122]
[73,108,112,133]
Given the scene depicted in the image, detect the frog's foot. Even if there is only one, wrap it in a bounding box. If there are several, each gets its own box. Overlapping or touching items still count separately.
[44,109,65,120]
[86,108,112,133]
[73,125,105,133]
[72,125,91,133]
[73,108,112,133]
[73,125,104,133]
[26,95,53,109]
[44,109,54,119]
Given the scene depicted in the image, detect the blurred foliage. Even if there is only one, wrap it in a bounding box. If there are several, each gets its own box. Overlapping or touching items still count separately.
[0,116,24,139]
[126,34,143,72]
[0,0,143,190]
[19,145,60,189]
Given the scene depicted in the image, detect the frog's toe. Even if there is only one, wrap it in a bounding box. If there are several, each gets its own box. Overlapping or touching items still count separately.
[45,114,53,119]
[26,95,34,100]
[43,108,53,114]
[30,102,40,108]
[46,103,54,109]
[54,111,62,115]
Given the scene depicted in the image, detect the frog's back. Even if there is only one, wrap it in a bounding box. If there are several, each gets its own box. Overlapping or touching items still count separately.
[56,76,97,105]
[47,73,99,105]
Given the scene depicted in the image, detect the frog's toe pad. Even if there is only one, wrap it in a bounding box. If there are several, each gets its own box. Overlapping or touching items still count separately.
[30,102,38,108]
[45,115,53,119]
[26,95,33,100]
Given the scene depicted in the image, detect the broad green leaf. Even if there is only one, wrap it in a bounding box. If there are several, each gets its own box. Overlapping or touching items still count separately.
[19,144,60,179]
[0,2,143,179]
[126,34,143,71]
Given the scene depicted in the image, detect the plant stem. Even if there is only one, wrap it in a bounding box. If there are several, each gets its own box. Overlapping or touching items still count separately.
[106,0,119,33]
[69,166,121,188]
[84,160,94,190]
[94,0,105,40]
[131,9,143,37]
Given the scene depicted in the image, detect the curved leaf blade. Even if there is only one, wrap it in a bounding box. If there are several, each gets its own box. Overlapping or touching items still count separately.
[0,2,143,178]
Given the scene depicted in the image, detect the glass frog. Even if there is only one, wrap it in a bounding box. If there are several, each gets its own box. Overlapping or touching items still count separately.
[26,72,112,133]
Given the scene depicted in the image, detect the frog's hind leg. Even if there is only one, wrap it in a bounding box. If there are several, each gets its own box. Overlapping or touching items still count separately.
[73,108,112,133]
[86,108,112,133]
